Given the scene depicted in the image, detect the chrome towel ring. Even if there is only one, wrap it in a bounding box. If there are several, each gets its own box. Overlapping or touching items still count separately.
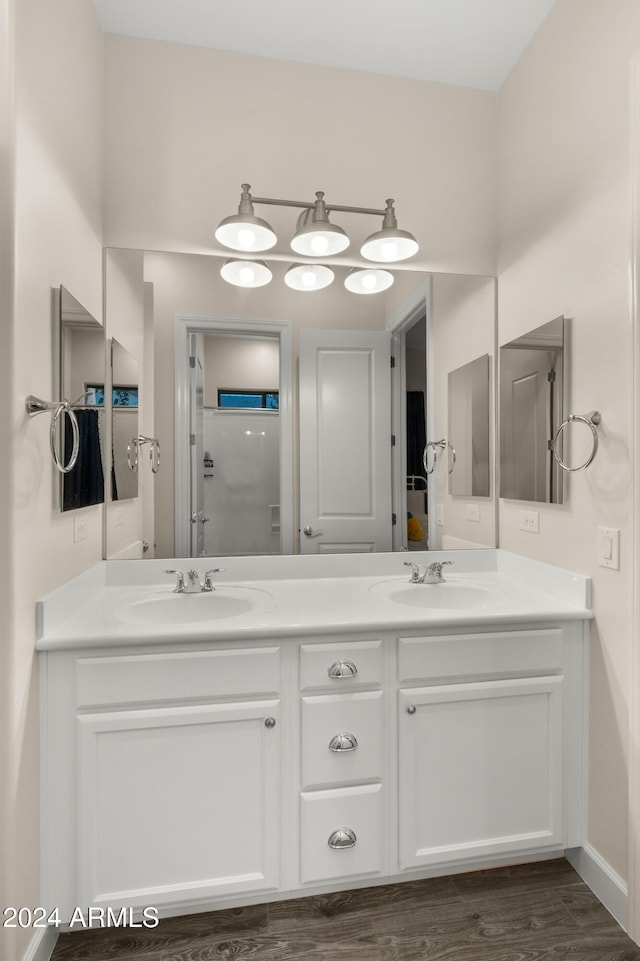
[127,435,160,473]
[552,410,601,472]
[26,395,80,474]
[423,439,456,475]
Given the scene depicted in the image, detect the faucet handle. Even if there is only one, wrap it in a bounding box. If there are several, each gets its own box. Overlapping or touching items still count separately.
[163,569,185,593]
[403,561,423,583]
[203,568,225,591]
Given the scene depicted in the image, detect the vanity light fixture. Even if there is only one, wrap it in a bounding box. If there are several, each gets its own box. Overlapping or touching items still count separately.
[214,185,278,252]
[284,263,335,291]
[215,184,419,263]
[220,258,272,288]
[344,267,394,295]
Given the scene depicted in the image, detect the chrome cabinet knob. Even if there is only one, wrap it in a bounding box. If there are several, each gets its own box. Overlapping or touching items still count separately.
[328,827,357,850]
[264,717,276,729]
[328,732,358,752]
[407,704,417,715]
[328,659,358,679]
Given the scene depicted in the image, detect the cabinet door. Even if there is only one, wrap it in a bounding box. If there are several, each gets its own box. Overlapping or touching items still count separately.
[398,677,563,870]
[77,700,280,909]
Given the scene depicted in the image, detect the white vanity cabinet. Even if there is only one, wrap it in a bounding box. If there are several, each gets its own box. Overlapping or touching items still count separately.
[396,627,584,872]
[42,643,283,916]
[40,607,587,919]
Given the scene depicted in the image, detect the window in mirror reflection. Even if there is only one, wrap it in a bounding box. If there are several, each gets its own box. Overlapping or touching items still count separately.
[218,389,279,410]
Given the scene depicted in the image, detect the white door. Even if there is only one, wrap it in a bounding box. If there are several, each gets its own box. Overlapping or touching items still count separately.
[189,334,206,557]
[299,329,392,553]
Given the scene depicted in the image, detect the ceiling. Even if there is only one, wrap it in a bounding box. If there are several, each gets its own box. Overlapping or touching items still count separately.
[91,0,557,92]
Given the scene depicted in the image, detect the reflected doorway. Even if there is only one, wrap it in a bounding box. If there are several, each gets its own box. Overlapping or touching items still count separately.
[174,317,293,558]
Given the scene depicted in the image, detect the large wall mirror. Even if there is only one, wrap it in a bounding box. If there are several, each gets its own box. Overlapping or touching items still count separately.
[102,248,498,560]
[58,286,105,511]
[448,354,490,498]
[499,316,566,504]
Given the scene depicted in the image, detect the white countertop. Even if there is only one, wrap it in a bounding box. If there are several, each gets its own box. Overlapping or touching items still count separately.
[36,550,592,651]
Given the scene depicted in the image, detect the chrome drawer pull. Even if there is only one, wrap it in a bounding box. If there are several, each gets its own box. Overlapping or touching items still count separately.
[328,659,358,679]
[407,704,417,715]
[328,732,358,753]
[328,827,357,850]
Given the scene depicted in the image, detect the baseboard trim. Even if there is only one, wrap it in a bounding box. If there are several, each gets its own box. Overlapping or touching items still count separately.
[567,844,628,929]
[21,925,58,961]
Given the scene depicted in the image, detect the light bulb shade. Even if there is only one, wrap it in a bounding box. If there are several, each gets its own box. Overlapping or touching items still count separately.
[215,214,277,252]
[290,221,350,256]
[344,267,394,295]
[215,183,277,252]
[284,263,335,291]
[220,259,272,288]
[360,228,419,263]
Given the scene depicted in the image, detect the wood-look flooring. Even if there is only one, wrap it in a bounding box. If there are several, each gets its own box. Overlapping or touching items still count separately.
[50,859,640,961]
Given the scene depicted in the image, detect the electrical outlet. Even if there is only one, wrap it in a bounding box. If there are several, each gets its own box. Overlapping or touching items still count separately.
[73,517,88,543]
[436,504,444,527]
[115,508,125,527]
[466,503,480,522]
[598,527,620,570]
[519,509,539,534]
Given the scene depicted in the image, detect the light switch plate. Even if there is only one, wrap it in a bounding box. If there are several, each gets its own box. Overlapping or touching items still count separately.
[436,504,444,527]
[466,503,480,522]
[598,527,620,570]
[115,508,125,527]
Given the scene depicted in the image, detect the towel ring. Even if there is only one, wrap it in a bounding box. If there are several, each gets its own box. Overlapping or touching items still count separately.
[128,435,160,474]
[26,395,80,474]
[127,436,139,472]
[423,439,455,475]
[552,410,601,472]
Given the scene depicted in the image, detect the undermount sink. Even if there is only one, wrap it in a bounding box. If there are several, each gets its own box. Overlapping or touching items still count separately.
[370,578,496,610]
[117,586,272,625]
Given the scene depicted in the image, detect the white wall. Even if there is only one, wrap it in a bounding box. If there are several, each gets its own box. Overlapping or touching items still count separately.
[7,0,104,958]
[203,336,279,408]
[497,0,640,898]
[103,35,497,277]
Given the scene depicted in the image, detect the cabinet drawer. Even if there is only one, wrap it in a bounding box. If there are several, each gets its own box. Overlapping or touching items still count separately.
[398,629,564,684]
[300,692,383,788]
[75,647,280,708]
[300,640,382,691]
[300,783,383,884]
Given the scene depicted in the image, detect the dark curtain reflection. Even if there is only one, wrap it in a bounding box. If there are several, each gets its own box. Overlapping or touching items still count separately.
[63,409,105,510]
[406,391,426,478]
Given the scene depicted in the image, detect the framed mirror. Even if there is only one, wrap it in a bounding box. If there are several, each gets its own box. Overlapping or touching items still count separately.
[448,354,490,498]
[103,249,498,559]
[499,316,565,504]
[58,286,105,511]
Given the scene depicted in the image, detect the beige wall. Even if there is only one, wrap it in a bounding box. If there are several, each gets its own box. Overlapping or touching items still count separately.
[103,35,497,277]
[203,337,280,408]
[497,0,640,888]
[7,0,104,958]
[0,0,15,953]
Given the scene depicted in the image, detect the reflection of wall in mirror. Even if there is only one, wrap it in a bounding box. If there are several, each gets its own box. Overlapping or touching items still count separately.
[431,274,495,550]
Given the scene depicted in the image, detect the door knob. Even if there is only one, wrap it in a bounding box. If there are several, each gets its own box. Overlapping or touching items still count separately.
[303,526,324,537]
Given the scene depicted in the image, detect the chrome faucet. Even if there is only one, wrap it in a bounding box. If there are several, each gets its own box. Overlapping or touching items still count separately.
[164,568,225,593]
[403,560,453,584]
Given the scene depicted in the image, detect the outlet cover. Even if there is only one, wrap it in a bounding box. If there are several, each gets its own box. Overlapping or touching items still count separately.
[115,508,125,527]
[466,503,480,522]
[73,517,88,543]
[436,504,444,527]
[519,509,540,534]
[598,527,620,570]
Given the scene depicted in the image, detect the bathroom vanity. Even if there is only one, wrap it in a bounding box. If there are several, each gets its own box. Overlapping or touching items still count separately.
[37,550,590,922]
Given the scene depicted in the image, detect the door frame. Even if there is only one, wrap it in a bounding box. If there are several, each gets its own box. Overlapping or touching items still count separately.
[387,277,432,551]
[174,315,294,557]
